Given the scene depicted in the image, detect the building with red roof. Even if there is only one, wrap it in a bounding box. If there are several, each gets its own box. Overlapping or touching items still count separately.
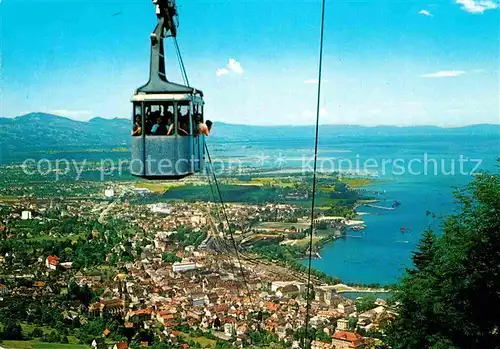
[331,331,364,349]
[45,256,59,270]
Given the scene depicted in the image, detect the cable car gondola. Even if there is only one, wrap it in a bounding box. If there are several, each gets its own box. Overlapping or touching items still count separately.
[130,0,205,180]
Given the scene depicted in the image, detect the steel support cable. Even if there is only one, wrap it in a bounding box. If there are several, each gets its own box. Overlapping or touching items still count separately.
[204,144,254,305]
[204,162,248,306]
[205,164,239,259]
[205,167,222,228]
[174,37,242,288]
[174,42,188,85]
[304,0,327,347]
[173,37,190,87]
[204,153,264,320]
[174,27,255,315]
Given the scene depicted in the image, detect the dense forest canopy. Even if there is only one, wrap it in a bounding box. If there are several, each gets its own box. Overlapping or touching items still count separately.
[385,172,500,349]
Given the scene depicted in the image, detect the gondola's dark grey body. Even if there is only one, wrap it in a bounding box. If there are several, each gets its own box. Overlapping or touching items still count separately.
[130,0,205,180]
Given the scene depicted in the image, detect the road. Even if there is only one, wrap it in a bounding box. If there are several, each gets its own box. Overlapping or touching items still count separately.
[97,190,126,224]
[98,200,117,224]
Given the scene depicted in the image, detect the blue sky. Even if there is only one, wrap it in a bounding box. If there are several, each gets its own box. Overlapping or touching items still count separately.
[1,0,499,126]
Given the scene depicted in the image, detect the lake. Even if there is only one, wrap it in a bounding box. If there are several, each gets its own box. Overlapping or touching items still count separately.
[209,133,499,285]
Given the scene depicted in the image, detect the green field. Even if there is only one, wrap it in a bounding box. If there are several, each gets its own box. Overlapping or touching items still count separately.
[1,341,88,349]
[0,323,82,347]
[229,177,297,188]
[338,177,374,187]
[291,236,322,249]
[255,222,310,230]
[179,332,216,348]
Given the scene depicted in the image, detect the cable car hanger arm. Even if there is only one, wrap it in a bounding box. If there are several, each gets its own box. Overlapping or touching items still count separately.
[136,0,202,96]
[151,0,178,43]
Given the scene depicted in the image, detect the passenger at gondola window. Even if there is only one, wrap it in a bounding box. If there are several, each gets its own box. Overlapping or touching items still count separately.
[132,115,142,136]
[196,114,211,136]
[151,115,168,135]
[177,105,190,136]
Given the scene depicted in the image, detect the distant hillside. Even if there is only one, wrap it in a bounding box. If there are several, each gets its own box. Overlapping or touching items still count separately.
[212,122,500,141]
[0,112,498,154]
[0,113,130,153]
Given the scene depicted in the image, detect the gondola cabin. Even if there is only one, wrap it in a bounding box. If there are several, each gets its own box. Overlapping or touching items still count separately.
[130,91,205,180]
[129,0,205,180]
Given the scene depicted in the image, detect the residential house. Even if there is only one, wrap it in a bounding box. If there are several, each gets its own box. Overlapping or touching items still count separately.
[89,299,126,317]
[60,262,73,270]
[172,261,196,273]
[128,308,153,322]
[276,284,300,298]
[45,256,59,270]
[113,341,129,349]
[156,311,176,325]
[192,297,205,307]
[224,323,234,337]
[337,303,356,315]
[271,281,306,294]
[315,288,325,302]
[336,318,349,331]
[331,331,364,349]
[324,289,338,304]
[187,309,204,321]
[204,292,219,305]
[359,306,386,322]
[317,309,341,320]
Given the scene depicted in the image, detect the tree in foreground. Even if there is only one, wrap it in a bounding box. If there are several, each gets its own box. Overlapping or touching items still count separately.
[385,173,500,349]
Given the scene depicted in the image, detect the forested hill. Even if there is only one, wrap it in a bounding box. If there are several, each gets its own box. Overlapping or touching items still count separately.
[0,112,498,154]
[0,113,130,153]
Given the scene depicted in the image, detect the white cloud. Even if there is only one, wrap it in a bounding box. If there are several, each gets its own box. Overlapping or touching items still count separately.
[304,79,330,84]
[418,9,433,16]
[216,58,244,77]
[420,70,467,78]
[216,68,229,77]
[456,0,499,13]
[228,58,244,74]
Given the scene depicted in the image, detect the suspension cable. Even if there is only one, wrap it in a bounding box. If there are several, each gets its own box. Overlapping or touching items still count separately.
[205,165,249,303]
[205,166,222,227]
[304,0,327,346]
[172,34,253,307]
[173,37,190,87]
[205,143,254,304]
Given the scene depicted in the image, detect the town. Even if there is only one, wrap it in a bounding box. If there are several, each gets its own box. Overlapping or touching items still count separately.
[0,174,396,349]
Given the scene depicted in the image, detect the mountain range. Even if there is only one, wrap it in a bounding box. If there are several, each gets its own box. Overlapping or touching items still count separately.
[1,112,498,155]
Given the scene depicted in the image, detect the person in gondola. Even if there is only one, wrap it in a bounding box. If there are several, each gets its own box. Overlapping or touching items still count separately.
[198,119,212,136]
[178,115,189,136]
[131,116,142,136]
[151,116,168,135]
[178,121,189,136]
[195,114,211,136]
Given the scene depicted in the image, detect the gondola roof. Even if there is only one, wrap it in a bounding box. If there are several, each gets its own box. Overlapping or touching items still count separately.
[136,79,203,96]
